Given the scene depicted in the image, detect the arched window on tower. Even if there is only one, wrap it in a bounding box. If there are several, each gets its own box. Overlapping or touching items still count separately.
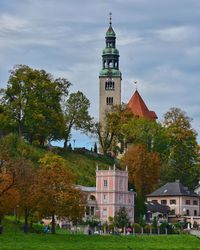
[105,80,115,90]
[106,97,113,105]
[108,60,113,68]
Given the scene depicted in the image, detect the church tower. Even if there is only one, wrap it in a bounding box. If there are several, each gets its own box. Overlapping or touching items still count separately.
[99,14,122,124]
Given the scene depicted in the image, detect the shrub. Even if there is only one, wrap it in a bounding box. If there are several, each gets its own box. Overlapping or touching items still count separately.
[31,223,45,234]
[193,221,199,229]
[133,223,141,233]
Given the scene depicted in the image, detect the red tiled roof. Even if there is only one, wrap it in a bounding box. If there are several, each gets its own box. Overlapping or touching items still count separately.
[127,90,157,120]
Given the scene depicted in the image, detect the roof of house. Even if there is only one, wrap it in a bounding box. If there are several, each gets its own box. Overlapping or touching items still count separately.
[147,201,170,214]
[194,182,200,190]
[147,181,199,197]
[127,90,157,120]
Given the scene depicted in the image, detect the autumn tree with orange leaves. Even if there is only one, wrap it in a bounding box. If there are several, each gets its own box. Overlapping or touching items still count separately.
[34,153,85,234]
[0,134,40,231]
[0,159,20,225]
[15,159,37,233]
[123,144,160,196]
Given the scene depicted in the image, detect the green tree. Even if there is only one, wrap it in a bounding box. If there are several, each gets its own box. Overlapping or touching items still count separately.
[62,91,92,148]
[0,103,14,137]
[163,107,200,188]
[114,207,130,228]
[122,116,168,158]
[94,105,126,155]
[1,65,71,145]
[134,195,147,222]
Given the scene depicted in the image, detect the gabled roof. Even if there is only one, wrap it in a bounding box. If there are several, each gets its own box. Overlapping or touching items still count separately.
[147,201,170,214]
[147,181,199,197]
[127,90,157,120]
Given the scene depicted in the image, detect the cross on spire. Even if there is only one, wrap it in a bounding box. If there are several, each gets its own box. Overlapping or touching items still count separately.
[109,12,112,25]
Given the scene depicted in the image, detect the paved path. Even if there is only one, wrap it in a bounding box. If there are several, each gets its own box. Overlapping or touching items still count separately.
[190,230,200,238]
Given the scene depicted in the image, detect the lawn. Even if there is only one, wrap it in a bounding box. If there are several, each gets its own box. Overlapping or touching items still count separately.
[0,221,200,250]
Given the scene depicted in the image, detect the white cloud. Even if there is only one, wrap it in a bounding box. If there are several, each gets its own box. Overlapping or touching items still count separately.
[186,46,200,57]
[118,35,143,46]
[155,26,196,42]
[0,14,29,32]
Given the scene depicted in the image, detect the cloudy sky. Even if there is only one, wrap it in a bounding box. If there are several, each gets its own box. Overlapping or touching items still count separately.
[0,0,200,147]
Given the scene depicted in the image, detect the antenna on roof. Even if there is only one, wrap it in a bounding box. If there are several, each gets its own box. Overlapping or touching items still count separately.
[134,81,138,90]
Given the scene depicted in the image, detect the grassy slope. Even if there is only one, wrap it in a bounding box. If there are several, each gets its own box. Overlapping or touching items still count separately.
[59,151,115,186]
[30,146,115,186]
[1,220,200,250]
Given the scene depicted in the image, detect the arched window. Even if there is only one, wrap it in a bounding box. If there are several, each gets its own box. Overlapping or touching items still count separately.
[105,80,115,90]
[89,195,96,201]
[106,97,113,105]
[108,60,113,68]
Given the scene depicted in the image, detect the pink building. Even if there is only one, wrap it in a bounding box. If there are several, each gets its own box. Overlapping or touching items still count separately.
[78,165,135,223]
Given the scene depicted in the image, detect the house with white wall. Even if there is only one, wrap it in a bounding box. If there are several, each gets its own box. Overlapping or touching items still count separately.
[147,180,200,219]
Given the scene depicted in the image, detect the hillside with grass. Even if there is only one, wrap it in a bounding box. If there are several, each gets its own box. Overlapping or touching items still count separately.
[1,136,116,188]
[57,148,116,186]
[36,148,118,186]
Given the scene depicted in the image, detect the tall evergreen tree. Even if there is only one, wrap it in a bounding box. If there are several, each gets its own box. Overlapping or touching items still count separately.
[94,142,98,153]
[114,207,130,228]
